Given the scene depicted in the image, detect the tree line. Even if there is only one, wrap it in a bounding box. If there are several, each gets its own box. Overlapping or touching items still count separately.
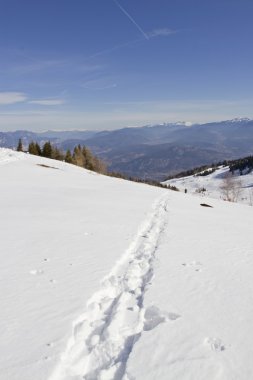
[16,138,178,190]
[17,138,106,174]
[164,163,221,181]
[164,154,253,182]
[228,156,253,175]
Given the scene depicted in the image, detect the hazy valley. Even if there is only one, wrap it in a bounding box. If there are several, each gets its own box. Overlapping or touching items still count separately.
[1,118,253,180]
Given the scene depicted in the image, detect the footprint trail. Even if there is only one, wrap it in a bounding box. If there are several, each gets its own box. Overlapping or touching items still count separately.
[49,194,170,380]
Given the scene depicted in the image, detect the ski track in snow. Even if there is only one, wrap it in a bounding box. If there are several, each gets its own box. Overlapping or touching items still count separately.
[49,194,172,380]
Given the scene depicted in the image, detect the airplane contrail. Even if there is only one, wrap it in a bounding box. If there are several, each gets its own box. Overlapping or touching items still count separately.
[113,0,149,40]
[86,37,143,60]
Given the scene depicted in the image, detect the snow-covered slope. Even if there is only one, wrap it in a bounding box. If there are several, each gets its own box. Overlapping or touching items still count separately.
[1,149,253,380]
[163,166,253,205]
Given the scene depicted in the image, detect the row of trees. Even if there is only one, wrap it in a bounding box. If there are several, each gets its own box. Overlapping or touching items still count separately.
[164,162,221,181]
[65,145,107,173]
[16,139,177,190]
[29,141,65,160]
[229,156,253,175]
[107,170,179,190]
[195,168,217,177]
[17,139,107,174]
[164,155,253,182]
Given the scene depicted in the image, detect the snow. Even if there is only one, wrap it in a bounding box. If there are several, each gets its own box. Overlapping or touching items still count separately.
[126,192,253,380]
[163,166,253,206]
[230,117,251,123]
[1,148,253,380]
[0,147,26,165]
[48,195,169,380]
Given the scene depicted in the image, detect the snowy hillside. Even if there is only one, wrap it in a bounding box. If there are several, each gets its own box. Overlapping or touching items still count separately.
[163,166,253,206]
[1,148,253,380]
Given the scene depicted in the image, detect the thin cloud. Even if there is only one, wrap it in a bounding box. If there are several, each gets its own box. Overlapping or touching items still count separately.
[0,51,102,76]
[113,0,149,40]
[85,27,177,61]
[3,60,65,75]
[81,76,117,90]
[85,37,142,60]
[0,92,27,105]
[84,30,175,61]
[148,28,177,38]
[29,99,65,106]
[82,82,117,90]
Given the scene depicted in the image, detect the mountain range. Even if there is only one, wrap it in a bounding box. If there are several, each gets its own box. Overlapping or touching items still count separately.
[1,118,253,180]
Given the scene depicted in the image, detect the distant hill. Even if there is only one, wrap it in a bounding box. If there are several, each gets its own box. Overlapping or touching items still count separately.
[1,118,253,180]
[163,154,253,206]
[0,130,97,149]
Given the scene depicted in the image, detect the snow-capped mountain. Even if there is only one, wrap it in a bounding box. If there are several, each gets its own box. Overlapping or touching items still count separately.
[1,148,253,380]
[229,117,251,123]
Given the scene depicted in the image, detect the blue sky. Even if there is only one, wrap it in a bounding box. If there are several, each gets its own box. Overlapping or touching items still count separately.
[0,0,253,131]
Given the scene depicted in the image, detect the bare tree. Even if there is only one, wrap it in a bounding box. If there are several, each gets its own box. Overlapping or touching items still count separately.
[220,172,242,202]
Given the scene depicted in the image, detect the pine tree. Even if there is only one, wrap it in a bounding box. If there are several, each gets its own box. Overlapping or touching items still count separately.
[35,143,41,156]
[17,138,23,152]
[82,146,95,170]
[51,146,64,160]
[65,149,73,163]
[93,156,107,174]
[42,141,52,158]
[73,145,85,167]
[28,141,40,155]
